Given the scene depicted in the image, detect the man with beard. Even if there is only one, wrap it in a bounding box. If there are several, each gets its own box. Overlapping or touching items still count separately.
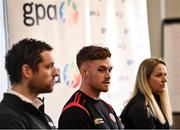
[58,45,122,129]
[0,38,59,129]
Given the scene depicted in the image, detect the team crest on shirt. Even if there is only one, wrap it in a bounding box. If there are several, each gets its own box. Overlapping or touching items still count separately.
[109,113,116,123]
[94,118,104,125]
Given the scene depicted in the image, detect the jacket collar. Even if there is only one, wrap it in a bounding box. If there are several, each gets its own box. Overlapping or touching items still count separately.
[7,89,43,109]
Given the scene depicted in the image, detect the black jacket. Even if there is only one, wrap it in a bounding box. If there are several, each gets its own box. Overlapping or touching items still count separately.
[0,93,56,129]
[120,91,169,129]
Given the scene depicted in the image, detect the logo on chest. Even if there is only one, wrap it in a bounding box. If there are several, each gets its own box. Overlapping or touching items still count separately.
[94,118,104,125]
[109,113,116,123]
[93,112,117,125]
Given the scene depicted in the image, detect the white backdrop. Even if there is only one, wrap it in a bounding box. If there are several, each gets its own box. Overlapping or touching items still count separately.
[5,0,150,126]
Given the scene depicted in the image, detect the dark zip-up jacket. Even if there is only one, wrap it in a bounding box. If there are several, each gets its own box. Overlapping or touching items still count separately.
[0,93,56,129]
[120,91,169,129]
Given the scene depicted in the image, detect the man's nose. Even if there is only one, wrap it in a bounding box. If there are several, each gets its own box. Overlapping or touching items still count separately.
[105,70,111,79]
[54,68,60,83]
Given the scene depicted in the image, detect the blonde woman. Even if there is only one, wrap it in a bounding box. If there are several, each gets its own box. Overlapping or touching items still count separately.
[120,57,173,129]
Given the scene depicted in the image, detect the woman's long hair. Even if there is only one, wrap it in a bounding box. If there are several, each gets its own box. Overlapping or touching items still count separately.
[131,57,173,125]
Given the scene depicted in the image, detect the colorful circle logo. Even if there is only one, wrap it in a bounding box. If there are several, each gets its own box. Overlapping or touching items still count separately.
[59,0,79,25]
[63,62,81,88]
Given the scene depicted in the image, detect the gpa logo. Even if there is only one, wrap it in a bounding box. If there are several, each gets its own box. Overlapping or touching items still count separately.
[23,0,78,26]
[59,0,79,25]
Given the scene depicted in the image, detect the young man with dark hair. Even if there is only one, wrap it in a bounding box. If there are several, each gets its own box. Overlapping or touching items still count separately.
[0,38,59,129]
[58,45,122,129]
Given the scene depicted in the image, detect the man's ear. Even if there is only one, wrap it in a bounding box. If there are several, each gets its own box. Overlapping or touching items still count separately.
[22,64,32,78]
[80,66,88,79]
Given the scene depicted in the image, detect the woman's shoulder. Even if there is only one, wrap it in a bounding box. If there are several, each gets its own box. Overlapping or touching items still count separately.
[121,93,148,119]
[128,92,145,107]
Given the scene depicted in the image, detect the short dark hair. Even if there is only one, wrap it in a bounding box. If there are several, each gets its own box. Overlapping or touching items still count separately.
[5,38,53,84]
[76,45,111,68]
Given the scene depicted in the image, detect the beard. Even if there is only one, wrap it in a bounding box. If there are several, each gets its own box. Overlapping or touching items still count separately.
[28,80,53,95]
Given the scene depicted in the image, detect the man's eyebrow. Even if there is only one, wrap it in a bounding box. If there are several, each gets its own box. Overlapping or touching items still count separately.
[98,65,107,68]
[98,65,113,69]
[46,62,54,67]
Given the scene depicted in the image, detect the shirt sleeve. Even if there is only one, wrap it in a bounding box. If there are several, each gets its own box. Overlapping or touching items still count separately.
[110,106,123,129]
[58,106,93,129]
